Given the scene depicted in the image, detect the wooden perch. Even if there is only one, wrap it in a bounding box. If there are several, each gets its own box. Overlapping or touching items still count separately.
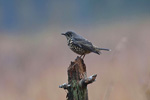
[59,56,97,100]
[59,83,71,89]
[79,74,97,87]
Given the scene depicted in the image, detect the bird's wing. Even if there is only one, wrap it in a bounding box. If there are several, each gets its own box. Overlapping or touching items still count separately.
[73,38,94,52]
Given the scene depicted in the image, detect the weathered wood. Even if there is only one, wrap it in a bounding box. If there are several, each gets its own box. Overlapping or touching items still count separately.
[59,56,97,100]
[79,74,97,88]
[67,56,88,100]
[59,83,71,89]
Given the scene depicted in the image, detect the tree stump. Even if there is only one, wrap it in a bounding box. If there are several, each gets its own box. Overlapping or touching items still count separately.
[59,56,97,100]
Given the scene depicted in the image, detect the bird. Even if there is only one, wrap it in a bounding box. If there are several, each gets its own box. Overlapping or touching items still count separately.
[61,31,110,59]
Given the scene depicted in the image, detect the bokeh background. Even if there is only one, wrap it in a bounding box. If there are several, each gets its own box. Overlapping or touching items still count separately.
[0,0,150,100]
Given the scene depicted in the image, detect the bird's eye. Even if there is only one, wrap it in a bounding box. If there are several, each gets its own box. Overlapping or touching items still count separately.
[67,33,72,37]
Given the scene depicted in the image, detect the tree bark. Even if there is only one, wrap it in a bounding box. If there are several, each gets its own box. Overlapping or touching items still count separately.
[59,56,97,100]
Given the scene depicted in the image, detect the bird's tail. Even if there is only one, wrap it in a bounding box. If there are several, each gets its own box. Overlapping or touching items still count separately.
[97,48,111,51]
[94,47,111,55]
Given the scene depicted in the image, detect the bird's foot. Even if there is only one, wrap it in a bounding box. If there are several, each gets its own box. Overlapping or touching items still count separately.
[80,55,85,59]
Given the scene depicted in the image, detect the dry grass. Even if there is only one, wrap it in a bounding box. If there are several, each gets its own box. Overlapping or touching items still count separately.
[0,18,150,100]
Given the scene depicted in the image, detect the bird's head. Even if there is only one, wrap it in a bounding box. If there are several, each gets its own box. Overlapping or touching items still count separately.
[61,31,77,40]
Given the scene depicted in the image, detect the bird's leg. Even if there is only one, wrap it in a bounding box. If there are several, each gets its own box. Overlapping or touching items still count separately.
[79,55,85,59]
[82,55,85,59]
[80,55,83,58]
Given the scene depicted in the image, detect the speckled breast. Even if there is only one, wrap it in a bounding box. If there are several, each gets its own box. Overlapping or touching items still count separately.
[68,41,90,55]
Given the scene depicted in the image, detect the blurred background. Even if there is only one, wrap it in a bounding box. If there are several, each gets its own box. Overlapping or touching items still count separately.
[0,0,150,100]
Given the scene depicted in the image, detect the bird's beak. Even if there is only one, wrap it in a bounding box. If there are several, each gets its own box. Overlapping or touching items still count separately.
[61,33,66,35]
